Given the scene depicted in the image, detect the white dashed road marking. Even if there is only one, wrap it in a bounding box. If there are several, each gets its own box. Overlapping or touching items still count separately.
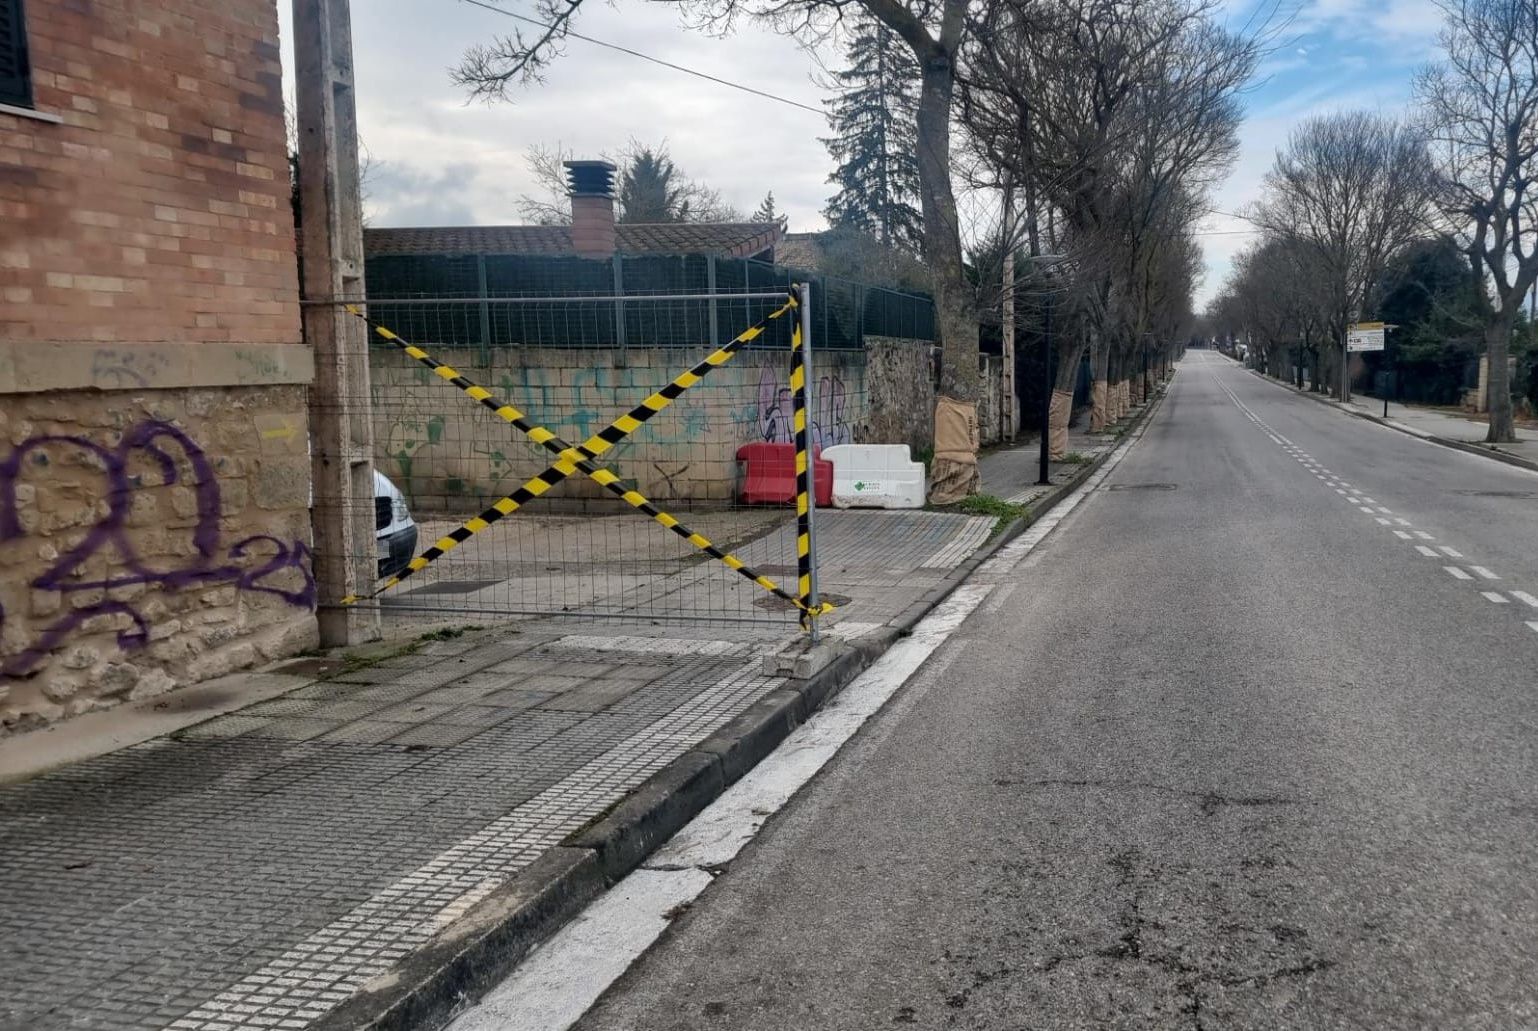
[1470,566,1500,580]
[1439,546,1463,558]
[1527,621,1538,634]
[1415,545,1439,558]
[1446,566,1474,580]
[1393,531,1413,540]
[1482,591,1510,604]
[1510,591,1538,608]
[1414,531,1435,540]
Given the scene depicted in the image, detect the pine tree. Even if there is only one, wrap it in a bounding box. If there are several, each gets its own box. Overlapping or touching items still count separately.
[752,191,780,224]
[619,147,689,223]
[821,18,923,252]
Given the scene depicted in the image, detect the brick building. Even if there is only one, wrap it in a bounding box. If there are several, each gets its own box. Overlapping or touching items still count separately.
[0,0,317,729]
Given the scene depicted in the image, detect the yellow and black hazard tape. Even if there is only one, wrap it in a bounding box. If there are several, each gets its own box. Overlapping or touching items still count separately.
[339,300,831,622]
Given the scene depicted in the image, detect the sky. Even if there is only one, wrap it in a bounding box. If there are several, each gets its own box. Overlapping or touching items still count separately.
[277,0,1449,311]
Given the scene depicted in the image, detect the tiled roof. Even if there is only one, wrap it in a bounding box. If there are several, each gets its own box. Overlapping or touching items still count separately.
[364,222,784,259]
[775,232,824,270]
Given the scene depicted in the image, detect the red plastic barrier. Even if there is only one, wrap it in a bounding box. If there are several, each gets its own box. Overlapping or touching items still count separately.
[736,442,833,506]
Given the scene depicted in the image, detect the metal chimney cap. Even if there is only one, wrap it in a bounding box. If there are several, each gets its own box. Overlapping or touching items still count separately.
[564,160,617,198]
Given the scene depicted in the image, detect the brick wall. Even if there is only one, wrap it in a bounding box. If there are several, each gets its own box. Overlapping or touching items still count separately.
[0,0,315,731]
[0,0,298,346]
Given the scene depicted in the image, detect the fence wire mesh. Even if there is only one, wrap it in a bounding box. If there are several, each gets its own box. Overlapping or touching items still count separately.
[324,288,867,628]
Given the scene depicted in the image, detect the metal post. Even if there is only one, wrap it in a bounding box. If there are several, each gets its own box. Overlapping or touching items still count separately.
[295,0,379,646]
[797,282,822,642]
[612,254,627,365]
[1037,297,1053,486]
[475,254,492,361]
[706,255,719,345]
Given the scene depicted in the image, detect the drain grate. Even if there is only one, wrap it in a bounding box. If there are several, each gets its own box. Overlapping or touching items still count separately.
[1452,489,1537,499]
[1107,483,1178,492]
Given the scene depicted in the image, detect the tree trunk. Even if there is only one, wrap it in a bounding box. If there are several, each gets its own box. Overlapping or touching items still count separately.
[1090,336,1110,432]
[915,48,977,404]
[1486,314,1516,442]
[1051,334,1086,458]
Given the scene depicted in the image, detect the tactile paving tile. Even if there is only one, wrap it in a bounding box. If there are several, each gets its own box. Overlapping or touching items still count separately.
[0,644,785,1031]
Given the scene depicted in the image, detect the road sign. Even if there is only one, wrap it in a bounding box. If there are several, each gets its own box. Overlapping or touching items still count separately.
[1346,323,1386,353]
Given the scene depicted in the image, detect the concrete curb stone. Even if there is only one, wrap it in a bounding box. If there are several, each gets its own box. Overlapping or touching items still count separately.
[314,847,606,1031]
[323,384,1171,1031]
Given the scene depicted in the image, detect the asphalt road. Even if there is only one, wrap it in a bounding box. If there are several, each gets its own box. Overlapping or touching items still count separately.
[572,353,1538,1030]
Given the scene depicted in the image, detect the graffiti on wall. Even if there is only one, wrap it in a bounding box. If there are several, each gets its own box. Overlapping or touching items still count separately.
[0,421,313,678]
[754,363,854,451]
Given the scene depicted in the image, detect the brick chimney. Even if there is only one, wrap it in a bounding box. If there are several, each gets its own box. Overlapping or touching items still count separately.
[565,160,618,258]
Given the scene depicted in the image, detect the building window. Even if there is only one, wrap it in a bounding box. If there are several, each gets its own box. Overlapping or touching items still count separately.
[0,0,32,110]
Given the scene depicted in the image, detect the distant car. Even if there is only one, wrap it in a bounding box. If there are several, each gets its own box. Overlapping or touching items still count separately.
[374,471,417,579]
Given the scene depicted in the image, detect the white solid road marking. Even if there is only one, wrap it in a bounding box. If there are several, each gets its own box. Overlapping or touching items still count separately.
[1527,621,1538,634]
[1393,531,1413,540]
[1375,506,1393,514]
[1446,566,1474,580]
[1359,506,1377,514]
[1336,488,1348,495]
[1375,517,1392,525]
[1509,590,1538,608]
[1361,497,1377,504]
[1482,591,1510,604]
[1470,566,1500,580]
[1414,531,1435,540]
[1439,546,1464,558]
[1415,545,1439,557]
[1394,518,1412,526]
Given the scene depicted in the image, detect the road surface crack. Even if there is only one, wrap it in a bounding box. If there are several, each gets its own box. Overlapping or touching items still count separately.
[996,778,1302,816]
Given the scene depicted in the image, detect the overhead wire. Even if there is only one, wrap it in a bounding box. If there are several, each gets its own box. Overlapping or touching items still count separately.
[458,0,825,115]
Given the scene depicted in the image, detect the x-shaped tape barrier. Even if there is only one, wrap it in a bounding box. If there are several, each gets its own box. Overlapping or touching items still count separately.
[339,300,834,625]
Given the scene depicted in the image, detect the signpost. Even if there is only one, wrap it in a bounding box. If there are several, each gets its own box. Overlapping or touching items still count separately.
[1346,322,1387,353]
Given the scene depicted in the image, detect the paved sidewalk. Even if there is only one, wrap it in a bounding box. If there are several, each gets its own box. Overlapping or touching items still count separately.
[0,510,993,1031]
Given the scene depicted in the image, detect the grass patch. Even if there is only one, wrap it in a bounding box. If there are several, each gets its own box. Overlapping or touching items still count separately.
[1058,451,1093,464]
[952,493,1029,537]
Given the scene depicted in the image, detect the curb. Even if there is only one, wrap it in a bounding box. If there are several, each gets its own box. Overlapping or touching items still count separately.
[1250,370,1538,474]
[891,381,1171,635]
[321,381,1172,1031]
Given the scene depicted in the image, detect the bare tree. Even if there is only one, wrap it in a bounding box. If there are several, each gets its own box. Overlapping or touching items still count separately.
[451,0,984,497]
[1415,0,1538,441]
[513,139,743,225]
[1253,112,1435,401]
[959,0,1258,443]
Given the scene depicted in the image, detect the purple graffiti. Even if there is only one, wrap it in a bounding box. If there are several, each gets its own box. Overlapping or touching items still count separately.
[0,420,313,679]
[755,363,852,449]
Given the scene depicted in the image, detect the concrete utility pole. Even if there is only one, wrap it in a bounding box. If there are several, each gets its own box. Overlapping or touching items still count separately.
[294,0,380,646]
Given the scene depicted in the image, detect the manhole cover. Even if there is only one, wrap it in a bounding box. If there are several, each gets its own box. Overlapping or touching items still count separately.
[754,592,853,612]
[1106,483,1178,491]
[1451,489,1537,499]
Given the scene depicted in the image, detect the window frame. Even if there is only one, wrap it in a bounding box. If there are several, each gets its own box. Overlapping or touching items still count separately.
[1,0,34,112]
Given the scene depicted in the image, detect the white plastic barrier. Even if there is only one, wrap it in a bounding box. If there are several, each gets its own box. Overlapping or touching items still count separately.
[822,444,926,509]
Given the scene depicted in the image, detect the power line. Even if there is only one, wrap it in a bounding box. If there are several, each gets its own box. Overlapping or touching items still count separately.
[458,0,826,116]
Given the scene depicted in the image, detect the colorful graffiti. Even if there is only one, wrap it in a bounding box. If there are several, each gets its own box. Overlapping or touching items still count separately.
[754,363,853,450]
[0,421,314,678]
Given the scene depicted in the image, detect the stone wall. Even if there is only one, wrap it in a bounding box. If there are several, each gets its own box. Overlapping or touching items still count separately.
[0,0,313,730]
[371,345,869,513]
[862,336,936,456]
[0,386,317,730]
